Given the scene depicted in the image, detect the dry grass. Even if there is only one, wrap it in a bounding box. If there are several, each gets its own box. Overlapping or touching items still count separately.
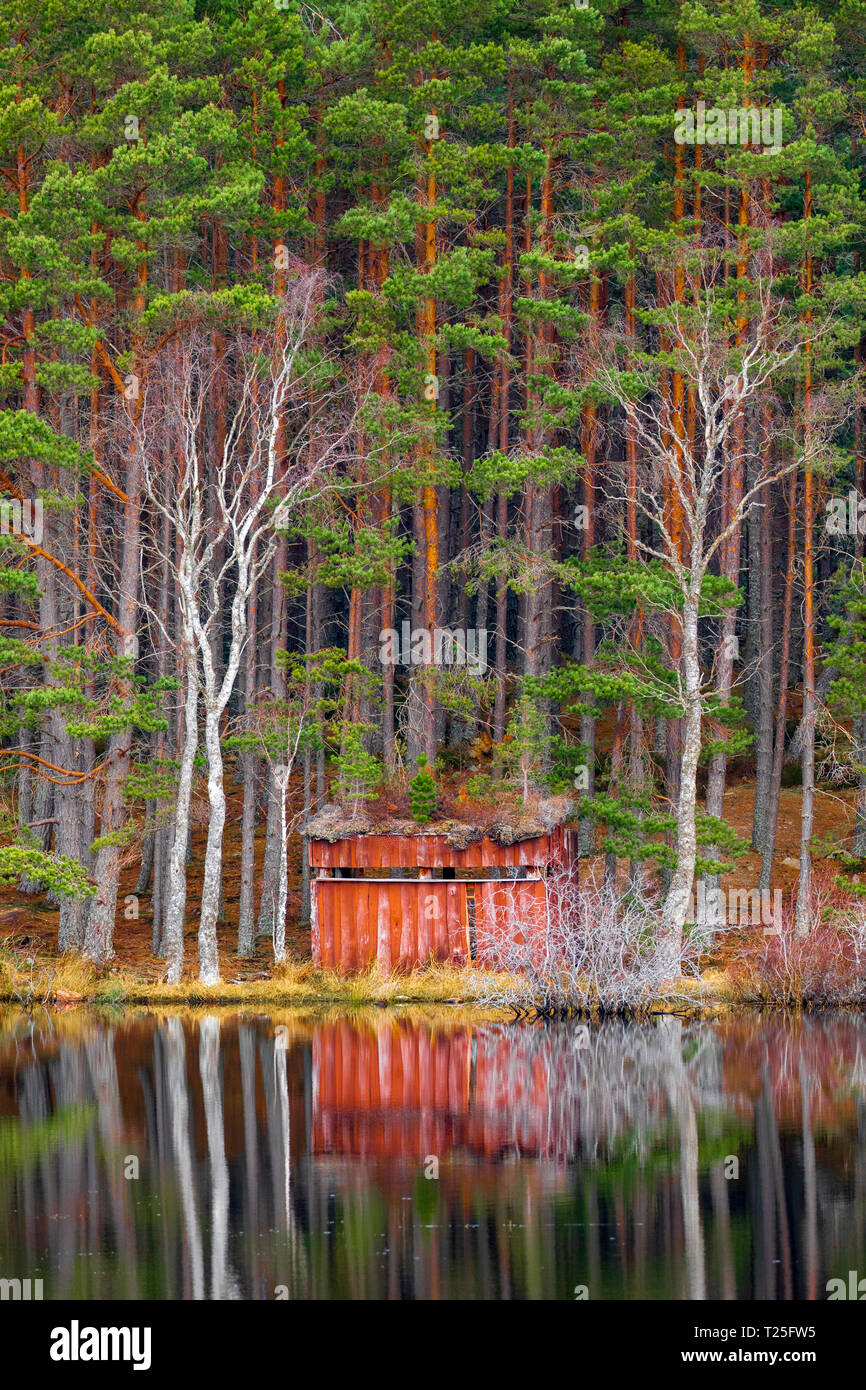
[0,943,100,1006]
[0,939,731,1016]
[0,943,521,1009]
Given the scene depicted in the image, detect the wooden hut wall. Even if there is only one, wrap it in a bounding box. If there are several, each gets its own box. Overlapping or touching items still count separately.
[309,826,574,971]
[472,878,548,969]
[313,878,472,970]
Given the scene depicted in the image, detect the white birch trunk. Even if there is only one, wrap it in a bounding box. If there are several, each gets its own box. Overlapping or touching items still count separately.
[163,644,199,983]
[273,764,290,965]
[659,586,703,971]
[166,1017,205,1299]
[198,701,226,985]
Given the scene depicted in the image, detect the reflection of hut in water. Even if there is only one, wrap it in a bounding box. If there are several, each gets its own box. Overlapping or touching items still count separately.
[305,800,576,972]
[313,1020,471,1159]
[309,1023,631,1162]
[311,1019,584,1165]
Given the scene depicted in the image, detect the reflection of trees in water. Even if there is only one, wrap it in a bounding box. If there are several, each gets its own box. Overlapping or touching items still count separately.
[166,1016,204,1299]
[467,1017,723,1162]
[0,1009,865,1299]
[199,1016,239,1300]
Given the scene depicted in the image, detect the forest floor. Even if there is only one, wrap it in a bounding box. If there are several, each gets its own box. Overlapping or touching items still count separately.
[0,773,860,1010]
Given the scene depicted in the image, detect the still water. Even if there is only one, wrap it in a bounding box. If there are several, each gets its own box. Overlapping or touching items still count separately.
[0,1007,864,1300]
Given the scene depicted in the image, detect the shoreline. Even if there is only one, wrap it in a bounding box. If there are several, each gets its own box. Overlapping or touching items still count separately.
[0,947,857,1016]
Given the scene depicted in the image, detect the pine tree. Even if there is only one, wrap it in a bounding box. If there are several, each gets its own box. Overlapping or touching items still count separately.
[409,752,437,823]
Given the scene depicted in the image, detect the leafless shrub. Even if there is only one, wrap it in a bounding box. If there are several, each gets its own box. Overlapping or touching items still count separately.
[729,884,866,1009]
[468,869,700,1018]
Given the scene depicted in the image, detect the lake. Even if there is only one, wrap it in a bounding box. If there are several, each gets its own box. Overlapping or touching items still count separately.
[0,1008,864,1300]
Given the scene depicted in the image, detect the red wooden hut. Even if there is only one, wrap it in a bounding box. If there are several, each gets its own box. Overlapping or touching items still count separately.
[306,801,576,972]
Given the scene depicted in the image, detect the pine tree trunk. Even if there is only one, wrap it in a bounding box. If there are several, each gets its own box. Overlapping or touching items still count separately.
[759,474,796,893]
[795,170,815,938]
[257,574,288,940]
[752,432,775,852]
[84,446,142,967]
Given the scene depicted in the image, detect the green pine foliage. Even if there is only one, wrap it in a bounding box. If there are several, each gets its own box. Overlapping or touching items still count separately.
[0,0,864,964]
[334,722,384,817]
[409,754,437,824]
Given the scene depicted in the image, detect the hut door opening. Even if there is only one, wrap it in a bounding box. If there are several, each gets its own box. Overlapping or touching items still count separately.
[466,883,477,963]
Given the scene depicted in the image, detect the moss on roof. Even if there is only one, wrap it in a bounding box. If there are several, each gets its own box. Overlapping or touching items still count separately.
[303,796,575,849]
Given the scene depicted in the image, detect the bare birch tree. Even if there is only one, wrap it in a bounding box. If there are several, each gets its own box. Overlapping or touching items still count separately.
[140,271,352,982]
[593,256,839,969]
